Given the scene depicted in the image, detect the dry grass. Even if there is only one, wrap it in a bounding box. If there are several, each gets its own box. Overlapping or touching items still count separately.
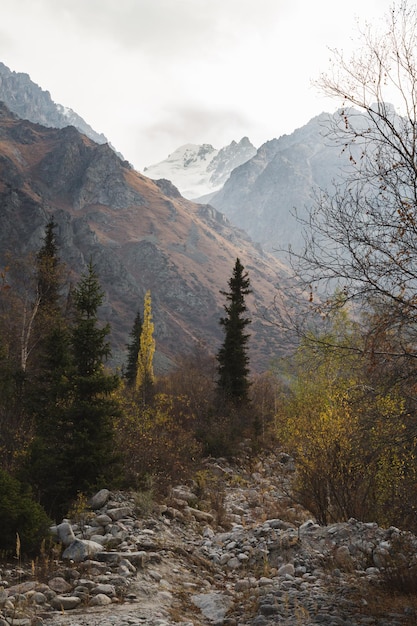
[350,580,417,625]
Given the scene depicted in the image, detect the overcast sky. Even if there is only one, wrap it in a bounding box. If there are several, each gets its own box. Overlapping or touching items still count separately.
[0,0,395,170]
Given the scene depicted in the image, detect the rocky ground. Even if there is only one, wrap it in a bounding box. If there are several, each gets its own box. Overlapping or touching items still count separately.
[1,451,417,626]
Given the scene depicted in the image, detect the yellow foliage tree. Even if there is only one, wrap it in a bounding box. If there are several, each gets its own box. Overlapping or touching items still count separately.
[135,290,155,403]
[277,306,413,527]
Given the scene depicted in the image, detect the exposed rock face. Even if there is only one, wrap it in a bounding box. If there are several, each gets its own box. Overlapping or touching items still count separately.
[210,112,353,257]
[0,61,109,146]
[0,103,292,371]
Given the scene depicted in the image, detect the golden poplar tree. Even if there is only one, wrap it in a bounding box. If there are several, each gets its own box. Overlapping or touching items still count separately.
[135,290,155,402]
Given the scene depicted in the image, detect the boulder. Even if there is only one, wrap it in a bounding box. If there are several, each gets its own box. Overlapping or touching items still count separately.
[89,489,110,510]
[51,595,81,610]
[48,577,72,593]
[55,521,76,546]
[89,593,112,606]
[107,507,133,521]
[62,539,103,563]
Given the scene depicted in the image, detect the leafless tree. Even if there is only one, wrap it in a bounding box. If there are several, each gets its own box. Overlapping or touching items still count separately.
[289,1,417,366]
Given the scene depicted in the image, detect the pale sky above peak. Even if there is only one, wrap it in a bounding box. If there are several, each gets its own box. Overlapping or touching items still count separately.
[0,0,395,170]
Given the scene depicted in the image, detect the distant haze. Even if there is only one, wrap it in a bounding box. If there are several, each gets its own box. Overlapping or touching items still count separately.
[0,0,395,169]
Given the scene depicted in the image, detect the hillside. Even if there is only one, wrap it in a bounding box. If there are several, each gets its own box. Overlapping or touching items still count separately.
[0,103,292,372]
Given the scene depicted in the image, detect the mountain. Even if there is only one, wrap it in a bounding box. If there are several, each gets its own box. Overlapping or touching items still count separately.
[0,61,110,147]
[0,103,292,372]
[143,137,256,200]
[209,112,360,257]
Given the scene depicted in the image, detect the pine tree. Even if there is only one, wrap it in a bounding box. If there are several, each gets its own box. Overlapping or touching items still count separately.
[125,310,142,387]
[25,219,73,515]
[136,290,155,403]
[36,217,60,314]
[31,218,68,403]
[66,261,120,503]
[23,217,63,374]
[217,258,252,403]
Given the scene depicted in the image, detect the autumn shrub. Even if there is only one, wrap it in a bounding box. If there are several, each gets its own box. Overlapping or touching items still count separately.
[115,391,202,493]
[379,532,417,596]
[0,468,51,555]
[276,309,415,527]
[196,406,240,458]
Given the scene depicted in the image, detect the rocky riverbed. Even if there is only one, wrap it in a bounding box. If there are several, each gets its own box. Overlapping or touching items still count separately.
[1,452,417,626]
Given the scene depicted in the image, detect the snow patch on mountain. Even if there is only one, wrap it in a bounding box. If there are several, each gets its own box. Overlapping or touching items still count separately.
[143,137,256,199]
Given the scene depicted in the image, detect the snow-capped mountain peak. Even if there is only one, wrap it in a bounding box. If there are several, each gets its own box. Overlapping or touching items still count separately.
[143,137,256,199]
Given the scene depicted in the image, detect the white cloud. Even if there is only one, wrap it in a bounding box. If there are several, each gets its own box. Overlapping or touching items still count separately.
[0,0,396,169]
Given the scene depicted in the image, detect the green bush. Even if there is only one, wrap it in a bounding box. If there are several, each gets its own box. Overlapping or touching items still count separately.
[0,468,51,555]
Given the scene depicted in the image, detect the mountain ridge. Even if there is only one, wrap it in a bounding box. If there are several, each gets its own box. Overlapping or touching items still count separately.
[0,102,292,372]
[0,61,112,148]
[146,112,358,257]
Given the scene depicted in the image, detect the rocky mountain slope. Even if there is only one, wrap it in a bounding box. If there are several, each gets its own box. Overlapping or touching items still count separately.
[0,102,292,372]
[0,61,109,147]
[208,112,356,257]
[144,138,256,200]
[154,113,362,259]
[1,451,416,626]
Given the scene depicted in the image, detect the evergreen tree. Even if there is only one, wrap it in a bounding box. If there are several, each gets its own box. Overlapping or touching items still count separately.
[217,258,252,403]
[66,261,120,504]
[136,290,155,403]
[23,217,63,374]
[36,217,60,314]
[24,219,73,516]
[125,309,142,387]
[31,217,67,387]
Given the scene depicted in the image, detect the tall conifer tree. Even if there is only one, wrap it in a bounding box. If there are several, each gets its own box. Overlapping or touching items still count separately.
[217,258,252,403]
[26,218,72,515]
[125,310,142,387]
[66,261,120,503]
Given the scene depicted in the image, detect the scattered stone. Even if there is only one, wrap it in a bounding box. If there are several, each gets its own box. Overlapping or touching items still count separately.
[107,507,133,521]
[1,453,415,626]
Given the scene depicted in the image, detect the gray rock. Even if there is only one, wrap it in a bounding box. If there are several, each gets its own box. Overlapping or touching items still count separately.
[92,583,116,597]
[278,563,295,577]
[185,507,214,524]
[51,595,81,610]
[107,507,133,521]
[62,539,104,562]
[171,486,198,505]
[259,603,279,616]
[47,577,72,594]
[55,521,76,547]
[31,591,47,605]
[94,513,112,526]
[89,593,112,606]
[192,592,233,622]
[90,488,110,510]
